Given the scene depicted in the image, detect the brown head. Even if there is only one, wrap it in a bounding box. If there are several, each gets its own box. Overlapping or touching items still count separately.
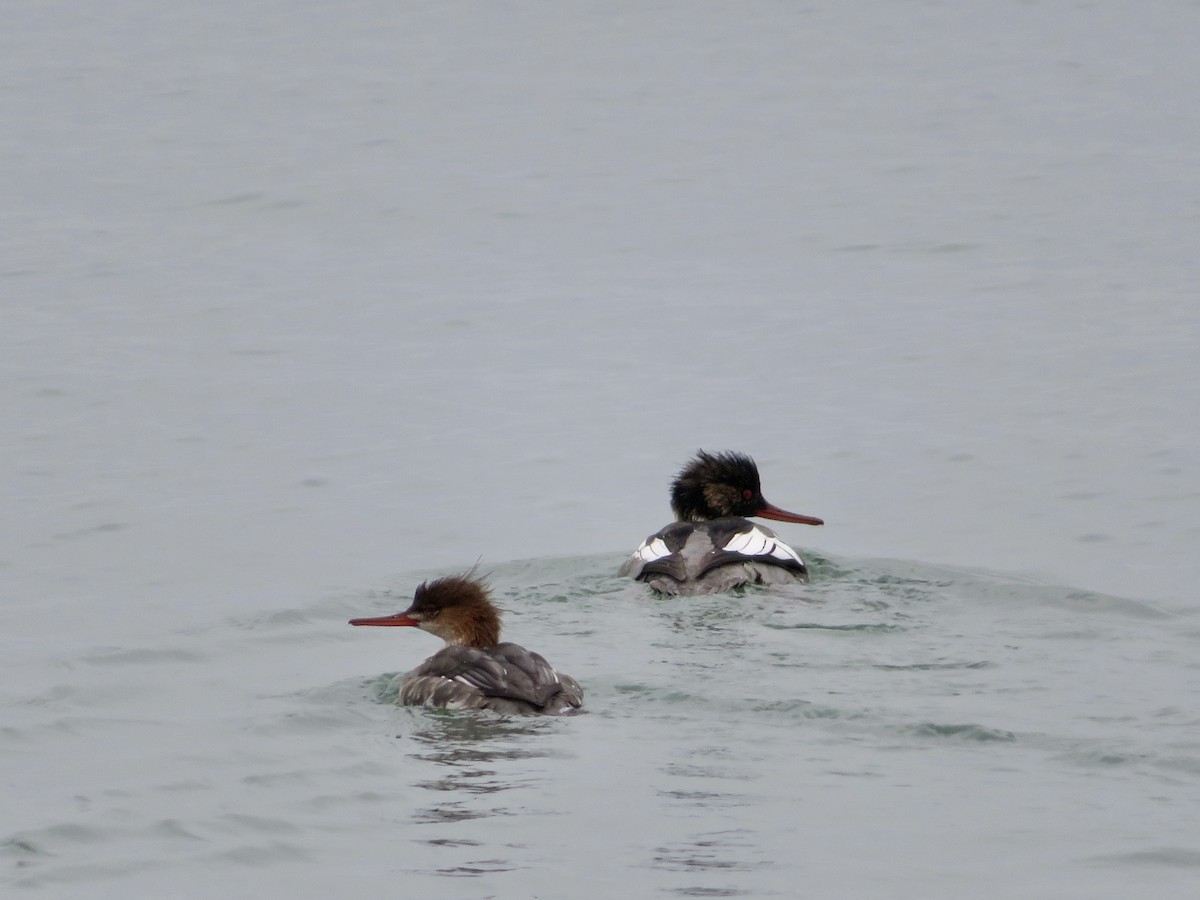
[348,572,502,648]
[669,449,824,526]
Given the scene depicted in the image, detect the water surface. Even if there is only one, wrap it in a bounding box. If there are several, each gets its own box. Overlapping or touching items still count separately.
[3,2,1199,897]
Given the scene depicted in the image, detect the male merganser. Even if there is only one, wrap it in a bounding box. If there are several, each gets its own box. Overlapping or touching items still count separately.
[619,450,824,595]
[349,572,583,716]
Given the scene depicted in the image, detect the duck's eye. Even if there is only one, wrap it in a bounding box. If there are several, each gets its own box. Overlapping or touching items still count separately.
[742,489,753,500]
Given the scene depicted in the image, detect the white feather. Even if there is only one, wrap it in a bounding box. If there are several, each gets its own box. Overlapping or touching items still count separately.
[723,531,752,554]
[723,527,770,556]
[746,531,770,556]
[771,542,803,564]
[637,537,671,562]
[724,526,804,565]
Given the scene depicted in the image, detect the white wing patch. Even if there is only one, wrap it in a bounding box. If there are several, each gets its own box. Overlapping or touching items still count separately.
[634,537,671,563]
[723,526,804,565]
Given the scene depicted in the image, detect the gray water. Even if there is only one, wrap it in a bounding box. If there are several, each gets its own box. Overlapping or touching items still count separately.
[3,2,1199,897]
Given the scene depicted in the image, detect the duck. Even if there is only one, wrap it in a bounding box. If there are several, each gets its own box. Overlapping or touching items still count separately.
[349,572,583,715]
[619,449,824,595]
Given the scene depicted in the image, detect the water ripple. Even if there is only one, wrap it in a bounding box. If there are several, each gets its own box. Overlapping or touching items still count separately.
[906,722,1018,742]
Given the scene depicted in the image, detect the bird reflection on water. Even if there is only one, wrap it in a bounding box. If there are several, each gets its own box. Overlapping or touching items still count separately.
[396,707,565,831]
[371,707,572,878]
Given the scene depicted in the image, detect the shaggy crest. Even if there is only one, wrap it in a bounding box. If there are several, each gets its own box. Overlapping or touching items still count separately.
[404,572,502,647]
[670,449,766,521]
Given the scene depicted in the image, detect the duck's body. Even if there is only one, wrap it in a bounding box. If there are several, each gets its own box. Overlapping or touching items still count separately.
[620,516,810,596]
[398,642,582,715]
[620,450,823,595]
[350,573,583,716]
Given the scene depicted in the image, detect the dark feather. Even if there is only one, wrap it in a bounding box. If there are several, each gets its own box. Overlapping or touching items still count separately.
[403,643,583,714]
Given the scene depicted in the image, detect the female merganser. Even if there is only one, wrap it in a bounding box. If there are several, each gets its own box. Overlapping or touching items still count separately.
[349,572,583,716]
[619,450,824,595]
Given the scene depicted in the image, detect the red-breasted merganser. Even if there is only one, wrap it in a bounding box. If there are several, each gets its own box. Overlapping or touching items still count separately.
[349,572,583,716]
[619,450,824,595]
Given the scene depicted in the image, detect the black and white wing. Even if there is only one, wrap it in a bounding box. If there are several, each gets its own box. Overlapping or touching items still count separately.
[698,520,808,579]
[618,530,679,580]
[619,517,808,594]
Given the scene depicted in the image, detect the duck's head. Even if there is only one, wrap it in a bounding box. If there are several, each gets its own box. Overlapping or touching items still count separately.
[669,449,824,526]
[349,572,501,648]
